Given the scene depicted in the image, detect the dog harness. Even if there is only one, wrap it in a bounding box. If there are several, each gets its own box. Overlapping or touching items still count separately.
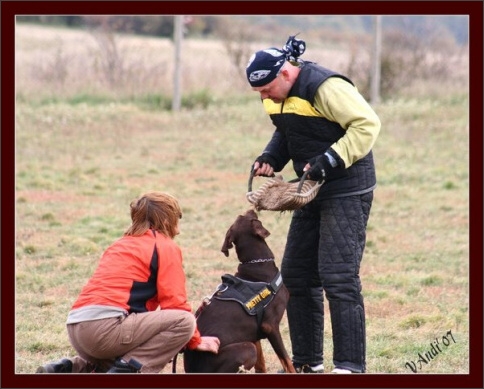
[214,272,283,314]
[196,269,283,338]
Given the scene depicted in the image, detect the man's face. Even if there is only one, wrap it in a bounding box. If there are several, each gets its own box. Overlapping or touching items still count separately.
[251,71,290,104]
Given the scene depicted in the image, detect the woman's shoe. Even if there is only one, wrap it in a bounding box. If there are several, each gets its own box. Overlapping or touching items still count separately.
[107,358,142,373]
[36,358,73,373]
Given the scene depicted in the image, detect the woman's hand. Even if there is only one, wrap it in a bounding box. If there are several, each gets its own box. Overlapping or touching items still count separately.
[195,336,220,354]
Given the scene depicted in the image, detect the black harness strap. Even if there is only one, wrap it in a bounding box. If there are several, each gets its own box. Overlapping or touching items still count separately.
[200,271,283,338]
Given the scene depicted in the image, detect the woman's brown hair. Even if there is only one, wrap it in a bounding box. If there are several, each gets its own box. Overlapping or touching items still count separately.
[125,192,182,238]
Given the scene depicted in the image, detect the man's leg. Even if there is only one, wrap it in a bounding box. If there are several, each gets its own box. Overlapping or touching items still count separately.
[281,204,324,371]
[319,193,373,373]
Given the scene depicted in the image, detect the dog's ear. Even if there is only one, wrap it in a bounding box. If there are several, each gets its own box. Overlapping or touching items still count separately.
[252,219,271,239]
[221,227,234,257]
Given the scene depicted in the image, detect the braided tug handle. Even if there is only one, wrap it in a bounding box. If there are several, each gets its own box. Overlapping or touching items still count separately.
[246,169,324,211]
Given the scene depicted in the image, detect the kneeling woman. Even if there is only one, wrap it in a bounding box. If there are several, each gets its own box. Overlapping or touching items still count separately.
[37,192,219,373]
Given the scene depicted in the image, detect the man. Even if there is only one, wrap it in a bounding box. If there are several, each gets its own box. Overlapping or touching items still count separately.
[246,35,380,373]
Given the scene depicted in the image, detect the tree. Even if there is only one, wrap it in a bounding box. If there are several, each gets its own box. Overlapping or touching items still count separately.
[370,16,382,105]
[172,15,183,111]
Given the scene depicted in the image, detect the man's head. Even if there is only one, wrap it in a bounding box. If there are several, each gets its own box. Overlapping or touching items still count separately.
[246,48,287,88]
[245,35,306,103]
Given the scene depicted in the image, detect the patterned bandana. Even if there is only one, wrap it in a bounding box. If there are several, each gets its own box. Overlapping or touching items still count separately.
[246,35,306,87]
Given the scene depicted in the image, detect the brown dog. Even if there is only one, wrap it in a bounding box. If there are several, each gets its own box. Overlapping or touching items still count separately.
[183,209,295,373]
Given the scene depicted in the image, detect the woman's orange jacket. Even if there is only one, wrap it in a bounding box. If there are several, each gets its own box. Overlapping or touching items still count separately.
[71,229,202,349]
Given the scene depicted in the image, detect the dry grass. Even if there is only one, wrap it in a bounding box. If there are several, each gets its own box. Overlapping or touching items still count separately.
[15,23,351,100]
[14,22,470,376]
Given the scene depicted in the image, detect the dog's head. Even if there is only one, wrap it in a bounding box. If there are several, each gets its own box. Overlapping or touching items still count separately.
[221,209,272,261]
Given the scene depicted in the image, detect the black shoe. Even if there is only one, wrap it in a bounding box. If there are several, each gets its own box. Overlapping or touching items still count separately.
[294,363,324,373]
[277,363,324,374]
[36,358,73,373]
[107,358,142,373]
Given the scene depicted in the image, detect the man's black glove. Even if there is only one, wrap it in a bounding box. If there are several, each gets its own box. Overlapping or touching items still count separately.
[252,154,277,174]
[307,149,348,182]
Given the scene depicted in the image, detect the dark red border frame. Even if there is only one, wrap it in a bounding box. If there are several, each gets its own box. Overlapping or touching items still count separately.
[2,2,482,388]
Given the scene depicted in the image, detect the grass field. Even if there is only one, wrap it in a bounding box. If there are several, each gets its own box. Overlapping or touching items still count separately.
[14,23,470,375]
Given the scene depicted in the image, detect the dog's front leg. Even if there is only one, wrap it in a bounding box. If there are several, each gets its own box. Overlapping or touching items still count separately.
[253,340,267,373]
[264,328,296,373]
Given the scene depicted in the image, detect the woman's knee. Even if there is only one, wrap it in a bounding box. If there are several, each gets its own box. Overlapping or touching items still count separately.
[176,310,196,337]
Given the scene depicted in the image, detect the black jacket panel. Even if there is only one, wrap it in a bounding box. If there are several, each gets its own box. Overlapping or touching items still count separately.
[264,62,376,198]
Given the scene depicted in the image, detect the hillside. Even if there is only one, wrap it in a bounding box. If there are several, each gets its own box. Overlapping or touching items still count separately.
[234,15,469,45]
[16,15,469,46]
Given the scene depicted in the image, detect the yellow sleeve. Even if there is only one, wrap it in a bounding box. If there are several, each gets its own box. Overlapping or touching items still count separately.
[314,77,381,168]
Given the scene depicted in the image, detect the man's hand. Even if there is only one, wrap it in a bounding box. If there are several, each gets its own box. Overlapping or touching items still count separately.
[252,154,276,177]
[304,150,347,181]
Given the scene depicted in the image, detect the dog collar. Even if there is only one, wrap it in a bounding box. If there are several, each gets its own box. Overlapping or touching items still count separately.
[242,258,275,264]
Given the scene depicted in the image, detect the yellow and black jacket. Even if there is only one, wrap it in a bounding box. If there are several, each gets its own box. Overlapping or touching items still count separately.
[261,62,380,198]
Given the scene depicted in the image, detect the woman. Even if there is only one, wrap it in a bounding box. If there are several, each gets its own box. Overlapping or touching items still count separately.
[37,192,219,373]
